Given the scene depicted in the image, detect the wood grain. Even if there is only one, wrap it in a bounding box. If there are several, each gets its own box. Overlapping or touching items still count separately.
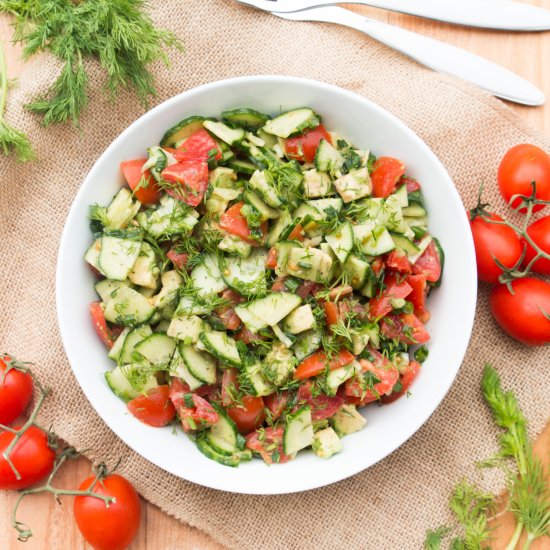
[1,2,549,548]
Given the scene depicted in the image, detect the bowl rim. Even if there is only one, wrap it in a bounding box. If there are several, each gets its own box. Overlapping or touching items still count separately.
[56,74,477,494]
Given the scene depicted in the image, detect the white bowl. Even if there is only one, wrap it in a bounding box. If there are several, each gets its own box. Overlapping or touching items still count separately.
[57,75,477,494]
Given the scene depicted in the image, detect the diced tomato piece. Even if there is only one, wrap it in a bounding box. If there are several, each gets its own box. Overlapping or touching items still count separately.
[412,241,442,283]
[127,385,176,427]
[385,250,412,273]
[344,352,399,405]
[169,377,216,404]
[89,302,115,349]
[167,249,189,270]
[266,247,278,269]
[324,301,339,326]
[221,368,239,407]
[294,349,355,380]
[371,157,406,198]
[287,223,305,242]
[234,326,267,345]
[380,313,430,344]
[161,160,209,207]
[368,273,413,319]
[381,360,421,404]
[406,274,430,323]
[284,124,331,163]
[227,395,266,434]
[337,299,368,322]
[176,393,218,433]
[120,159,162,205]
[270,277,288,292]
[296,381,344,421]
[174,129,222,162]
[296,281,323,300]
[245,426,292,464]
[264,391,288,420]
[219,202,268,245]
[371,257,385,276]
[401,175,421,193]
[216,289,244,330]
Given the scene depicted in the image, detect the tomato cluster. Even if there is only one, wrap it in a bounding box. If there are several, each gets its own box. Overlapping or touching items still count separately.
[0,356,140,549]
[469,144,550,346]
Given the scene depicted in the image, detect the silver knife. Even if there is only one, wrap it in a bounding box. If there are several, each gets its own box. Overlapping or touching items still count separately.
[242,0,550,31]
[273,6,545,106]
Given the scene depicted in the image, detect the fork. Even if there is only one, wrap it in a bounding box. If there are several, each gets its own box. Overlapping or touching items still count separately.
[235,0,550,31]
[236,3,545,105]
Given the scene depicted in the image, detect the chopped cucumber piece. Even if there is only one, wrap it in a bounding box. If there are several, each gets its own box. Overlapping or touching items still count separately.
[206,407,240,455]
[103,285,156,326]
[283,406,314,455]
[314,139,344,175]
[94,279,131,303]
[283,304,315,335]
[344,255,370,290]
[218,234,252,257]
[167,315,204,344]
[391,233,420,256]
[326,221,354,264]
[119,325,153,364]
[302,169,334,198]
[196,433,251,467]
[99,229,143,281]
[312,427,343,459]
[179,344,217,384]
[392,184,409,208]
[222,108,269,130]
[199,331,241,367]
[262,343,296,386]
[408,235,433,264]
[294,329,322,361]
[104,188,141,230]
[134,333,176,366]
[240,361,275,396]
[191,253,227,297]
[235,292,301,329]
[333,167,372,203]
[220,248,267,297]
[160,115,209,149]
[107,327,131,362]
[249,170,283,208]
[263,108,320,139]
[128,242,159,289]
[203,120,246,146]
[169,346,204,391]
[105,365,158,401]
[402,203,427,218]
[84,238,105,275]
[325,361,360,396]
[286,247,333,282]
[266,209,292,247]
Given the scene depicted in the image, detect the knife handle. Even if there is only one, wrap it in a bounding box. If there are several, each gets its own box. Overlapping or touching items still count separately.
[355,17,545,105]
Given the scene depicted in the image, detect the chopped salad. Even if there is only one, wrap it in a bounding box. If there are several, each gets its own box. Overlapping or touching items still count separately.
[85,107,443,466]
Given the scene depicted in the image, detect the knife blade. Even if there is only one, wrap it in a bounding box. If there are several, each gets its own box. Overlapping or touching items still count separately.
[264,0,550,32]
[273,6,545,106]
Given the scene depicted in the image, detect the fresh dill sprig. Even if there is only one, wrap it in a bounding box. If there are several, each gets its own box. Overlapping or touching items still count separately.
[481,364,550,550]
[424,526,451,550]
[0,39,34,162]
[1,0,183,127]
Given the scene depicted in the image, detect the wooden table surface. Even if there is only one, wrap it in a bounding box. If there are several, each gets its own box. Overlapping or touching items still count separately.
[1,2,549,549]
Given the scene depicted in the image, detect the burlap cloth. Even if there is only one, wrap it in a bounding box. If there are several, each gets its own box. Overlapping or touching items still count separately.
[1,2,549,548]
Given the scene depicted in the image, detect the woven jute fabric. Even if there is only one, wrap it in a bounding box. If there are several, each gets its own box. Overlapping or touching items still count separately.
[1,2,549,548]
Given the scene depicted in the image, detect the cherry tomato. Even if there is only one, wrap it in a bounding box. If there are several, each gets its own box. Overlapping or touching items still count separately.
[166,249,189,270]
[120,159,161,205]
[162,160,209,207]
[245,426,292,464]
[89,302,115,349]
[0,355,33,426]
[234,326,267,345]
[219,202,268,245]
[74,474,140,550]
[523,216,550,275]
[168,377,216,405]
[470,212,523,284]
[380,313,430,345]
[0,426,55,490]
[490,278,550,346]
[401,176,421,193]
[371,157,405,198]
[294,349,355,380]
[498,144,550,213]
[174,129,222,162]
[284,124,331,163]
[127,386,176,427]
[227,395,266,434]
